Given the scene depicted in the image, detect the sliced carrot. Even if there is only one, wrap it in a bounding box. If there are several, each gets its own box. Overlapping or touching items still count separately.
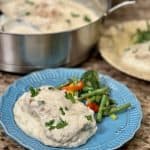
[62,81,84,91]
[86,102,99,113]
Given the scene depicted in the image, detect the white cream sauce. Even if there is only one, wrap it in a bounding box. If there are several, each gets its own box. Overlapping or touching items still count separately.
[13,86,97,148]
[122,42,150,72]
[0,0,98,34]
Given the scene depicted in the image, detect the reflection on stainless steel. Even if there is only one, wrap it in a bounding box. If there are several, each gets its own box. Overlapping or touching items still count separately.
[108,0,136,14]
[0,0,136,73]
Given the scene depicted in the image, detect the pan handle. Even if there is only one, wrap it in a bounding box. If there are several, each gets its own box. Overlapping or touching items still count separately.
[107,0,136,14]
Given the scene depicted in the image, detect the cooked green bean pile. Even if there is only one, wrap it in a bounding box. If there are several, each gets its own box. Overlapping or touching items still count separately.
[58,70,132,123]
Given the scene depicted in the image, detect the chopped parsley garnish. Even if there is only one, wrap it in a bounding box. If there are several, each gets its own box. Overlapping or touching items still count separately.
[25,0,34,5]
[83,15,91,23]
[49,126,56,130]
[133,23,150,44]
[65,93,76,103]
[29,87,40,97]
[38,100,45,106]
[66,19,71,24]
[45,120,55,131]
[48,87,55,90]
[65,107,69,111]
[56,119,68,129]
[71,12,80,18]
[59,107,65,115]
[45,119,68,130]
[85,115,93,122]
[45,120,55,127]
[25,12,31,16]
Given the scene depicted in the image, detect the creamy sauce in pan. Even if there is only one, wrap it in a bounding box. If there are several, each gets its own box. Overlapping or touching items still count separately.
[0,0,98,34]
[13,86,97,148]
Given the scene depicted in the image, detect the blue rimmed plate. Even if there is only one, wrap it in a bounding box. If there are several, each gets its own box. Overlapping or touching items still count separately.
[0,68,142,150]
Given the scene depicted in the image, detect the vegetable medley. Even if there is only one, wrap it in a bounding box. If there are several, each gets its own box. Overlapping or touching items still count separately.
[57,70,131,123]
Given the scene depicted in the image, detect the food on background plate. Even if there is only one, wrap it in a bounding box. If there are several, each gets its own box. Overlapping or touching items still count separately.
[132,22,150,44]
[122,41,150,73]
[13,70,131,148]
[0,0,98,34]
[99,20,150,81]
[122,23,150,73]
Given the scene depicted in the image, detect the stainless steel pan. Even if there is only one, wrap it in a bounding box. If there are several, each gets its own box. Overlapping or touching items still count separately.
[0,0,135,73]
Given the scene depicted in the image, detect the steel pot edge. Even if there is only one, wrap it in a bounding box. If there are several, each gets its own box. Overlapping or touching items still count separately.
[0,0,136,73]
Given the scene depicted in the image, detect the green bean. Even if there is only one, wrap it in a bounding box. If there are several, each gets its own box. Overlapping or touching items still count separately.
[87,96,96,103]
[102,105,117,111]
[109,103,131,114]
[110,114,118,120]
[106,98,110,106]
[96,95,108,122]
[102,107,110,116]
[103,111,109,116]
[109,99,117,105]
[82,87,94,92]
[78,87,108,101]
[88,95,102,103]
[95,95,102,103]
[102,106,111,111]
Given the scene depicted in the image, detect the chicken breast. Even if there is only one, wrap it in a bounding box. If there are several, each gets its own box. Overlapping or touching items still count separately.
[13,86,97,148]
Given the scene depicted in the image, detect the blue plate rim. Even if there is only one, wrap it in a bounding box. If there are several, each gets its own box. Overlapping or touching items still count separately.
[0,68,143,150]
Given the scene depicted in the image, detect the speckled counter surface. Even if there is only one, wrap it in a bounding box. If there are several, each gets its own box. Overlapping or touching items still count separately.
[0,0,150,149]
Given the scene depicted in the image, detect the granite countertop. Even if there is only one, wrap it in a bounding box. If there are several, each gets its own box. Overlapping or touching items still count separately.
[0,0,150,149]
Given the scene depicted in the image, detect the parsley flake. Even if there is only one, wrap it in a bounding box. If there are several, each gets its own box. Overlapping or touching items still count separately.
[45,120,55,127]
[71,12,80,18]
[38,100,45,106]
[65,107,69,111]
[59,107,65,115]
[29,87,40,97]
[25,11,31,16]
[56,119,68,129]
[45,119,68,130]
[65,93,76,103]
[66,19,71,24]
[83,15,91,23]
[85,115,93,122]
[25,0,34,5]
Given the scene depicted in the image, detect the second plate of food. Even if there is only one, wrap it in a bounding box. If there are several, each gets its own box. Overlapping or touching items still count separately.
[99,20,150,81]
[0,68,142,150]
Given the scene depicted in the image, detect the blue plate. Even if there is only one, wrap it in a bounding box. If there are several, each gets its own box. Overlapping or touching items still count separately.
[0,68,142,150]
